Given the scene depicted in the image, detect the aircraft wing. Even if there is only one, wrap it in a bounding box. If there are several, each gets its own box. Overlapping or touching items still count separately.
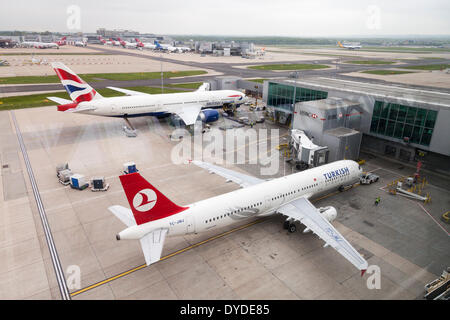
[107,86,150,96]
[172,104,202,125]
[277,197,368,273]
[192,160,264,188]
[140,228,168,265]
[47,96,72,105]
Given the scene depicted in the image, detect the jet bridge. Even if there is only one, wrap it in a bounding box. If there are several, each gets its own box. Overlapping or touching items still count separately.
[287,129,329,170]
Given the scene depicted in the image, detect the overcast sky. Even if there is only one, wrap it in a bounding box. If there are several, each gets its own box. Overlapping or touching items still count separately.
[1,0,449,36]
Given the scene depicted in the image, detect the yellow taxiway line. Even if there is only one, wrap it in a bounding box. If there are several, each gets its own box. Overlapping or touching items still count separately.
[70,218,266,297]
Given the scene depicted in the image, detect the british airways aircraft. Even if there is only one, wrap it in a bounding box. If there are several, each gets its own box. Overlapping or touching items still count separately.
[110,160,369,275]
[47,62,246,126]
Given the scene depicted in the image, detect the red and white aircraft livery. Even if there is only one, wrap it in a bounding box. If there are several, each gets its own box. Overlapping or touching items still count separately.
[21,36,66,49]
[110,160,369,275]
[47,62,246,125]
[117,37,140,49]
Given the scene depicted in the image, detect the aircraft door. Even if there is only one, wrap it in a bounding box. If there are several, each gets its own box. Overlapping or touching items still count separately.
[110,103,120,115]
[186,215,195,234]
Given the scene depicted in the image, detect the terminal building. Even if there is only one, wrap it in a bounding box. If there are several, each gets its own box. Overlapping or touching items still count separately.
[260,78,450,169]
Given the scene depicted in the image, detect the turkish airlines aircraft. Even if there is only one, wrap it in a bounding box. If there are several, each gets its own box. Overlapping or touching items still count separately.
[110,160,369,274]
[46,62,245,126]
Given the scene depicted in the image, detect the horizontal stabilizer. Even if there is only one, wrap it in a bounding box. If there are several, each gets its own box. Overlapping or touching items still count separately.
[47,96,72,105]
[65,105,97,113]
[108,205,136,227]
[140,228,168,265]
[107,86,150,96]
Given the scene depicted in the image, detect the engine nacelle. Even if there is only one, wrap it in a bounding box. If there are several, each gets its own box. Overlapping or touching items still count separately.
[318,206,337,222]
[199,109,219,123]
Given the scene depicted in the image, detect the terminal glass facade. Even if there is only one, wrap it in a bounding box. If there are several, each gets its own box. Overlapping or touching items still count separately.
[370,101,438,146]
[267,82,328,111]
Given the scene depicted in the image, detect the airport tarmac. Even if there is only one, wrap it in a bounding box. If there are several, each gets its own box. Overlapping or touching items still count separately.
[0,105,448,300]
[265,46,450,60]
[0,52,218,77]
[343,70,450,89]
[87,44,333,64]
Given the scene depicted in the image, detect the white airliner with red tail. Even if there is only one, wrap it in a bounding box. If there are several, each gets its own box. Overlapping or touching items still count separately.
[135,38,156,50]
[46,62,245,126]
[21,36,66,49]
[117,37,140,49]
[110,160,368,275]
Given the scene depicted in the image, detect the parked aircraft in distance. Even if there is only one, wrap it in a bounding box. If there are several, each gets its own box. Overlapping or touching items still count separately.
[135,38,156,50]
[154,40,189,53]
[21,36,66,49]
[47,62,245,128]
[100,37,120,46]
[99,36,113,45]
[118,37,140,49]
[110,160,368,275]
[337,41,362,50]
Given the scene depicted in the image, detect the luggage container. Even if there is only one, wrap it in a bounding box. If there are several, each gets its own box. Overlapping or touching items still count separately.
[70,174,89,190]
[91,177,109,192]
[123,162,138,174]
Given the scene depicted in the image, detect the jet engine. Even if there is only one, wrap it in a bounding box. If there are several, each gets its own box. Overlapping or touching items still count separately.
[318,206,337,222]
[198,109,219,123]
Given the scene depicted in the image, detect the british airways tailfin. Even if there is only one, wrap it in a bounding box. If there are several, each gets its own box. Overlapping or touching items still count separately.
[51,62,102,103]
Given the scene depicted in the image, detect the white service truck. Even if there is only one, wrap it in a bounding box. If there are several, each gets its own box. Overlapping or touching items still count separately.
[359,172,379,184]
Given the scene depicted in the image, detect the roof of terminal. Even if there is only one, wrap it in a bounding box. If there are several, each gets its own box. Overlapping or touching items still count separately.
[272,77,450,109]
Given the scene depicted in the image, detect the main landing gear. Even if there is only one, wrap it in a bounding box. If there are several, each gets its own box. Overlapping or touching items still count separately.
[123,117,137,137]
[283,220,297,233]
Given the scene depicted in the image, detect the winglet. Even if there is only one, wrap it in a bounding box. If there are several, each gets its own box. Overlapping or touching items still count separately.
[361,269,367,277]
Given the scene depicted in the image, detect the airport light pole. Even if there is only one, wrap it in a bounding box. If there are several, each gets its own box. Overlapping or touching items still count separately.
[160,54,163,93]
[291,71,300,128]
